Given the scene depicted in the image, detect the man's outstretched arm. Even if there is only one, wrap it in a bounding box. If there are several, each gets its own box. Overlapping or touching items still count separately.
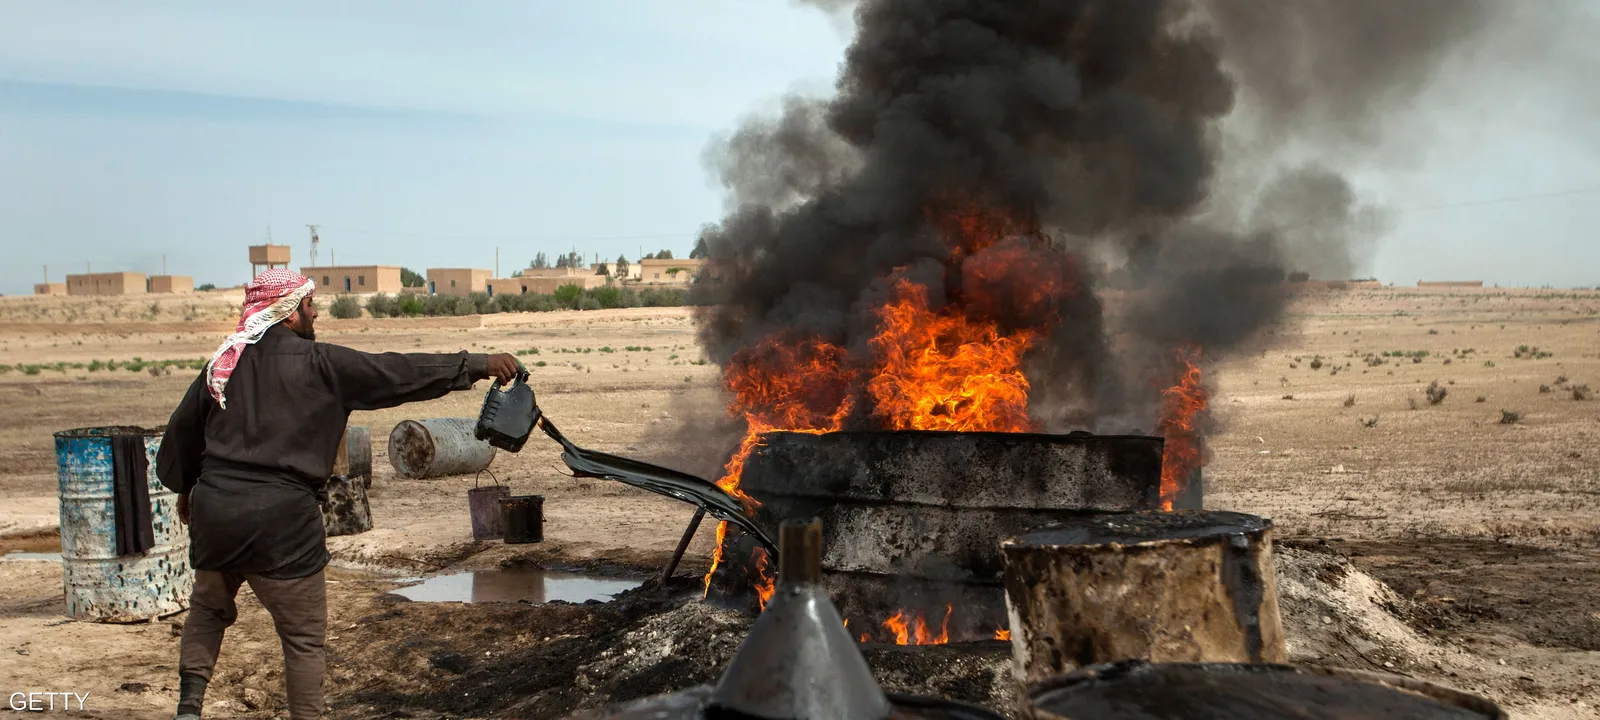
[317,344,520,412]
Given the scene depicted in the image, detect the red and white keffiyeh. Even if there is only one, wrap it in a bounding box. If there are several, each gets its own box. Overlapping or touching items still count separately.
[205,269,315,408]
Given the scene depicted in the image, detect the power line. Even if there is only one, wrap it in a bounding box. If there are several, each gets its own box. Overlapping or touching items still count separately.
[319,225,699,243]
[310,184,1600,243]
[1397,185,1600,213]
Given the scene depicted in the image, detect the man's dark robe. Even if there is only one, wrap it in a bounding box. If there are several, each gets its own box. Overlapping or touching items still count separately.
[157,324,489,578]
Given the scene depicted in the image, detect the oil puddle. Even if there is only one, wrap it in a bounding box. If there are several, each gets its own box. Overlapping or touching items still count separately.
[3,551,61,561]
[1,534,61,561]
[393,567,641,605]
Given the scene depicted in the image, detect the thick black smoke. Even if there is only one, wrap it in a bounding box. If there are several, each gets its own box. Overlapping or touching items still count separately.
[692,0,1504,434]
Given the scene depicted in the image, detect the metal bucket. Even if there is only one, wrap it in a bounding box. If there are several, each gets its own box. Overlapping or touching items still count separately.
[387,418,495,479]
[1021,661,1507,719]
[54,426,192,622]
[468,471,511,541]
[502,495,544,544]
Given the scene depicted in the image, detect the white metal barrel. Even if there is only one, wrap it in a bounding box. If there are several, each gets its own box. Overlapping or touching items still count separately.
[387,418,496,479]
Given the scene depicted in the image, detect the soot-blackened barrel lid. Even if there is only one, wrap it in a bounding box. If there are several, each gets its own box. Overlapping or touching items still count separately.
[1025,661,1506,719]
[1008,510,1270,549]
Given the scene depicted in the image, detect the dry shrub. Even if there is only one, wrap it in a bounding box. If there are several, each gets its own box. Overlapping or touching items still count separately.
[1500,410,1522,425]
[1343,394,1356,408]
[1539,384,1552,394]
[1425,381,1448,405]
[1574,385,1592,401]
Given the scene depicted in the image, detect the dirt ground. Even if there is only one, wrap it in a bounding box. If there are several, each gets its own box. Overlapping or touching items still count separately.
[1,288,1597,718]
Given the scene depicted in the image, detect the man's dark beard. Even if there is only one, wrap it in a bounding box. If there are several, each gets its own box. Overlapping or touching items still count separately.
[291,306,315,341]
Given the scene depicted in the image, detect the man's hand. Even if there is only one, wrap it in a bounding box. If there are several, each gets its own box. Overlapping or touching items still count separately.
[177,493,190,525]
[487,353,522,385]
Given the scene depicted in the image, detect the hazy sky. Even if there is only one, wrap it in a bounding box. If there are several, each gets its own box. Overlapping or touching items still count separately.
[1,1,1597,295]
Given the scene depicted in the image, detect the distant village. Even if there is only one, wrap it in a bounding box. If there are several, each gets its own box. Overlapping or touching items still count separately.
[32,243,713,297]
[31,243,1487,298]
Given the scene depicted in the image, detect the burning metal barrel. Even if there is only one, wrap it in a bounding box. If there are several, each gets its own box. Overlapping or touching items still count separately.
[1021,661,1507,719]
[711,430,1178,641]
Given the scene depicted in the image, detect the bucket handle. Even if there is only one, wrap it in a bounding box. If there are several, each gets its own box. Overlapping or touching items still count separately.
[474,469,504,490]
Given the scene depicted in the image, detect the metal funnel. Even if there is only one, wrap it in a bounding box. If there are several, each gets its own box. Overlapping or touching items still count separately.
[706,518,891,720]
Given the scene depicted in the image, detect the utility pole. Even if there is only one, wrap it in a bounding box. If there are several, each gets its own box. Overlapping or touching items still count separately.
[43,265,47,283]
[307,225,321,266]
[162,254,167,275]
[495,247,500,278]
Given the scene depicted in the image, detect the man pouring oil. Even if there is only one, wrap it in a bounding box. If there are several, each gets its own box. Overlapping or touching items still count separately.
[155,269,520,720]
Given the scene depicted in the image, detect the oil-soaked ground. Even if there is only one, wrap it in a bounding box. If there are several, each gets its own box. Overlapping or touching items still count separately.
[327,573,1012,720]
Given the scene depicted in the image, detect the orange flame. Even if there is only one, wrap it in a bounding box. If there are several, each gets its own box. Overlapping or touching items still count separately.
[751,547,775,611]
[880,605,953,645]
[701,213,1092,607]
[1157,345,1208,511]
[868,280,1037,433]
[704,338,858,600]
[994,628,1012,641]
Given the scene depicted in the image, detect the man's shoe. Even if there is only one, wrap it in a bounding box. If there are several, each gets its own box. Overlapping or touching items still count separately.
[175,714,201,720]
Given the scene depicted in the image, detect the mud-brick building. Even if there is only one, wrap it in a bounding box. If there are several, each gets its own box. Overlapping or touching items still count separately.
[66,272,147,296]
[301,266,403,294]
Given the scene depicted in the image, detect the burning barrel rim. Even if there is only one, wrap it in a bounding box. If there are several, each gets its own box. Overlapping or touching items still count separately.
[743,430,1166,510]
[1027,661,1508,719]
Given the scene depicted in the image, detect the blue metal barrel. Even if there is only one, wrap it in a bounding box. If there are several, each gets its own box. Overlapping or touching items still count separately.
[54,426,192,621]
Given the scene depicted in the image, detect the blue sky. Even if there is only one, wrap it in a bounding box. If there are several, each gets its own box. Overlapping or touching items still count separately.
[1,1,1596,294]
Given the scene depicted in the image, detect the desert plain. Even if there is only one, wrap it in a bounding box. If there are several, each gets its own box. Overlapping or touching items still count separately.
[0,286,1596,718]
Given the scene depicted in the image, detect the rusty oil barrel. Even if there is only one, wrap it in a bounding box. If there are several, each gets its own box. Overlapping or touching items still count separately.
[1022,661,1506,719]
[387,418,496,479]
[345,425,372,487]
[501,495,544,544]
[54,426,192,622]
[320,475,372,537]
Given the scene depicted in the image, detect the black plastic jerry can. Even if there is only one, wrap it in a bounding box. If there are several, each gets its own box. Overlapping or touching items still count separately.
[474,371,540,453]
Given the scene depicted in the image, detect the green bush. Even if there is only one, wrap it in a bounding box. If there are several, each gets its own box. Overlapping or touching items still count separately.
[450,296,476,317]
[639,288,685,307]
[577,296,603,311]
[553,284,583,309]
[366,294,399,318]
[467,292,498,315]
[587,285,622,309]
[493,293,522,314]
[398,296,426,317]
[329,295,363,319]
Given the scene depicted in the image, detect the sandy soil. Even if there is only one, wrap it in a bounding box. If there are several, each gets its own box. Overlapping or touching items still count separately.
[1,289,1597,718]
